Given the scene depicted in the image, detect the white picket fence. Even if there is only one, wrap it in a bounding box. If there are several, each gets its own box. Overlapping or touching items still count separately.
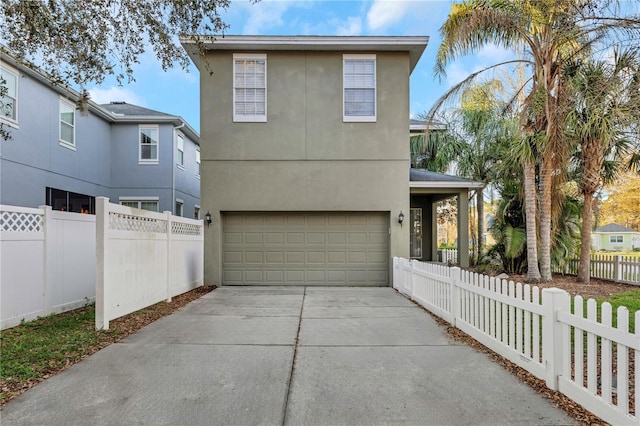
[553,254,640,285]
[394,257,640,425]
[1,205,96,329]
[95,197,204,330]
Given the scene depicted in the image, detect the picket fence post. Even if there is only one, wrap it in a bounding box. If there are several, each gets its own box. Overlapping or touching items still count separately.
[449,266,461,327]
[614,255,622,283]
[542,288,571,390]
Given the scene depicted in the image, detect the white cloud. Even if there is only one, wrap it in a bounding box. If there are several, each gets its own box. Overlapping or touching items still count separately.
[88,86,145,106]
[238,0,295,34]
[367,0,412,31]
[334,17,363,36]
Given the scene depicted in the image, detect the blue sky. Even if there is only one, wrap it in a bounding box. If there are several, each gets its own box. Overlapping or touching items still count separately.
[88,0,512,132]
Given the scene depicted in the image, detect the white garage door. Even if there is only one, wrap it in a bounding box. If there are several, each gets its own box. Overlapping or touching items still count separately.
[222,212,389,286]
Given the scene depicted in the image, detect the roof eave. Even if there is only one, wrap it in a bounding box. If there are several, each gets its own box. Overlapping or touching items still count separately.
[410,181,485,189]
[181,35,429,73]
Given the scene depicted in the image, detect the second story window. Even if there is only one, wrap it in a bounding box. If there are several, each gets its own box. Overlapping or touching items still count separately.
[343,54,376,122]
[177,133,184,167]
[139,125,159,164]
[59,98,75,148]
[0,65,18,123]
[233,53,266,122]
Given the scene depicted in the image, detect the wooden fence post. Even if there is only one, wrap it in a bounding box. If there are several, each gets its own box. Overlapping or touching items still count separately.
[542,288,571,391]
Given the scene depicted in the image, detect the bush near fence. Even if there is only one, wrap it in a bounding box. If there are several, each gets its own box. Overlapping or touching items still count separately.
[394,257,640,426]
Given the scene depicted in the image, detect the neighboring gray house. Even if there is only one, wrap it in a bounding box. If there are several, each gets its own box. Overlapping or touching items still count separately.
[183,35,480,287]
[0,54,200,217]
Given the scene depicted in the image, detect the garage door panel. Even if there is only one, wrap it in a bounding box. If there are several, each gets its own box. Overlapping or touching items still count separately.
[222,212,389,286]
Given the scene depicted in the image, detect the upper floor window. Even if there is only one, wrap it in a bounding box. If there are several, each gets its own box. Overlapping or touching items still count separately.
[233,53,266,122]
[139,125,159,164]
[343,54,376,122]
[59,98,75,148]
[195,147,200,178]
[1,65,18,123]
[177,133,184,167]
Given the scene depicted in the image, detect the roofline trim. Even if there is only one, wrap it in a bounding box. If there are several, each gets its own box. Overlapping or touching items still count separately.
[410,181,485,189]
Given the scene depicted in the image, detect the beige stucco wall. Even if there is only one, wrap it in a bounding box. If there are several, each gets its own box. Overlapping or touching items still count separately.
[200,50,411,285]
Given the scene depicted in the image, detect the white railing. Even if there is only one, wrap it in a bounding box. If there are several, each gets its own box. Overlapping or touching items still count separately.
[95,197,204,330]
[553,254,640,285]
[1,205,96,329]
[394,257,640,425]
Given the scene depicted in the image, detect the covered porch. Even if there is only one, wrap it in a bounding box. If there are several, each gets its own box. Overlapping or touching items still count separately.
[408,169,484,268]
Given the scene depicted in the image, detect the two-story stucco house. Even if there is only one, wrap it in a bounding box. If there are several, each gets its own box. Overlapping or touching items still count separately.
[1,54,201,217]
[183,35,479,286]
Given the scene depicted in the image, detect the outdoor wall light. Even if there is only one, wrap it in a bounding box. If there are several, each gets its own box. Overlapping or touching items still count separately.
[398,211,405,227]
[205,211,212,227]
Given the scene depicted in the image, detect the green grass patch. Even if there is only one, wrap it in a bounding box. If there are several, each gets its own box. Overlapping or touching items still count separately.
[597,288,640,332]
[0,305,101,401]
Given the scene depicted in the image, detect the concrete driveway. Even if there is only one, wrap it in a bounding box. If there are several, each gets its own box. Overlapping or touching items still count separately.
[1,287,573,425]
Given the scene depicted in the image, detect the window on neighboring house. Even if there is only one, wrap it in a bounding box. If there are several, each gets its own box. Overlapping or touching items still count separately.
[196,147,200,178]
[177,133,184,167]
[0,66,18,123]
[343,54,376,122]
[46,187,95,214]
[139,126,159,163]
[194,205,200,220]
[610,235,624,243]
[59,99,75,148]
[233,54,266,122]
[175,200,183,217]
[120,198,159,212]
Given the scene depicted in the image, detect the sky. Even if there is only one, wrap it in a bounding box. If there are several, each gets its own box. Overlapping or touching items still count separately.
[87,0,515,133]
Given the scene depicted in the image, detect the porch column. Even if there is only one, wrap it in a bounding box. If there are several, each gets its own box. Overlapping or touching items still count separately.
[457,190,470,268]
[431,201,438,262]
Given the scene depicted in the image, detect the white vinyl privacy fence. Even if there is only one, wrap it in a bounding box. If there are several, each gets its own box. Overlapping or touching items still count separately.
[96,197,204,330]
[1,205,96,329]
[394,257,640,426]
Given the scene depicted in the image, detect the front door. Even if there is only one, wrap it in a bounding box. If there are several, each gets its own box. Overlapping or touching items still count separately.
[410,208,422,259]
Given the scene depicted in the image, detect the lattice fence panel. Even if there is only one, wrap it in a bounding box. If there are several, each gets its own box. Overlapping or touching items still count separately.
[0,211,44,232]
[109,212,166,233]
[171,221,202,236]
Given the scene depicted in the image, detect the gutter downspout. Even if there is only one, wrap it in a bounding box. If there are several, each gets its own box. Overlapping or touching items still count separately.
[172,122,186,215]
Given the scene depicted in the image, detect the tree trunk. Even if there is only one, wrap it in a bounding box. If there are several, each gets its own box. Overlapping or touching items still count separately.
[577,191,593,284]
[477,188,484,259]
[539,156,553,281]
[523,159,542,282]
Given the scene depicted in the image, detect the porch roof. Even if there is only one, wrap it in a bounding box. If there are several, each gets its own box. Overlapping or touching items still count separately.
[410,169,484,189]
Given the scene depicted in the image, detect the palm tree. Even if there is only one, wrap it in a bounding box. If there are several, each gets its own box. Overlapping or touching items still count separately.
[565,49,640,283]
[434,0,640,281]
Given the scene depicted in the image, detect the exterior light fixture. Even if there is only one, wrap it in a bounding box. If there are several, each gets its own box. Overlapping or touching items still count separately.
[205,211,212,227]
[398,211,405,227]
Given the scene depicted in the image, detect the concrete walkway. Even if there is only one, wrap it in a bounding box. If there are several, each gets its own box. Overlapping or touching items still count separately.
[2,287,573,425]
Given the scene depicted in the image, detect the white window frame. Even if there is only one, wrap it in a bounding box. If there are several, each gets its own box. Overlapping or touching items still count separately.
[610,235,624,243]
[195,147,200,179]
[233,53,267,123]
[176,132,184,168]
[59,97,76,149]
[194,204,200,220]
[175,199,183,217]
[139,125,159,164]
[119,196,159,212]
[343,54,377,123]
[0,64,18,127]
